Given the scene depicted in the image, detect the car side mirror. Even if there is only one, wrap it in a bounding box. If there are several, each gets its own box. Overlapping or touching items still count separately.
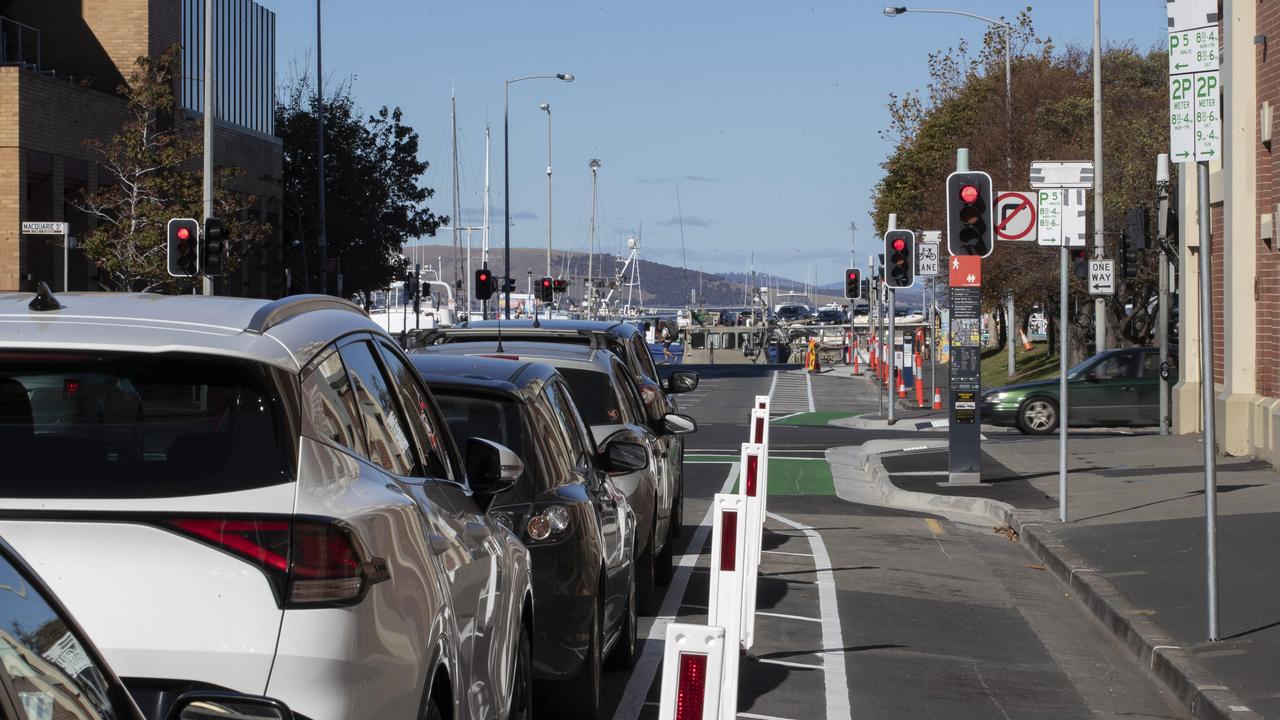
[666,370,700,394]
[466,437,524,497]
[170,692,293,720]
[603,440,648,473]
[662,413,698,435]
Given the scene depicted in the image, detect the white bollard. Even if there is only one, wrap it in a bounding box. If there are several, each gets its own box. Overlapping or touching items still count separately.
[754,394,770,413]
[748,408,771,515]
[737,443,766,649]
[657,623,727,720]
[708,493,746,720]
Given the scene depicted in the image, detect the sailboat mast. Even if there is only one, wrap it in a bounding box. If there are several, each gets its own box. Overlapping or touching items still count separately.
[451,93,462,294]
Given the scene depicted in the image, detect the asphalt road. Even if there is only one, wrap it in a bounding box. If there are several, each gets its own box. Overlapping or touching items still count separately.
[597,366,1187,719]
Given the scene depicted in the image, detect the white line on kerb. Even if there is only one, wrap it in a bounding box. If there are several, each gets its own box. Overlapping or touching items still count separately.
[614,463,740,720]
[768,511,853,719]
[805,371,815,412]
[768,370,779,401]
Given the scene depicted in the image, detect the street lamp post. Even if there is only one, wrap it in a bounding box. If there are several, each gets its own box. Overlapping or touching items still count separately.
[588,158,601,318]
[504,73,574,318]
[541,103,552,279]
[883,6,1012,182]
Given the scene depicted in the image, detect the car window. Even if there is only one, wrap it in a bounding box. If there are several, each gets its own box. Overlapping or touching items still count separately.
[375,342,451,480]
[433,391,523,463]
[0,352,291,499]
[544,381,592,468]
[338,341,417,476]
[1094,352,1141,380]
[559,367,625,425]
[631,334,661,380]
[531,389,573,487]
[0,551,120,720]
[302,348,368,456]
[1140,352,1162,378]
[613,360,647,425]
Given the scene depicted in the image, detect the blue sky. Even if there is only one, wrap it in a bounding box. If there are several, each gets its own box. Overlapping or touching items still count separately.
[259,1,1166,285]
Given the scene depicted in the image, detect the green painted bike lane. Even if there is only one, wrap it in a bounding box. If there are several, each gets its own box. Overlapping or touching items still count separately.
[683,455,835,495]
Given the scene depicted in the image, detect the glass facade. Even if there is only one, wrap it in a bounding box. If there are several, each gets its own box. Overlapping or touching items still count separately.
[180,0,275,137]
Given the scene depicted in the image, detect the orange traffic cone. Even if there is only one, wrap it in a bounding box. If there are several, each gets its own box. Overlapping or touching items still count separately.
[1020,328,1033,351]
[914,354,925,408]
[897,371,907,399]
[933,387,943,410]
[852,338,860,373]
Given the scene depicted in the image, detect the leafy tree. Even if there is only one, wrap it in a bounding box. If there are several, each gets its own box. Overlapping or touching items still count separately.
[276,78,445,298]
[872,8,1171,361]
[75,45,267,293]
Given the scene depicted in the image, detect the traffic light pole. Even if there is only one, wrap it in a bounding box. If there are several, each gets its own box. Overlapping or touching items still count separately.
[201,0,213,297]
[886,214,897,425]
[1156,154,1171,436]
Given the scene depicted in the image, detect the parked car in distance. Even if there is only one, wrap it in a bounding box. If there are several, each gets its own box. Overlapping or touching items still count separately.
[419,341,697,615]
[416,319,700,539]
[815,308,845,325]
[0,290,534,720]
[775,304,812,322]
[409,353,640,719]
[982,347,1175,434]
[0,533,297,720]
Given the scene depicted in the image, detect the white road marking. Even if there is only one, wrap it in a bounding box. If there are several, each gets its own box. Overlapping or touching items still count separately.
[738,713,799,720]
[757,611,821,623]
[756,657,823,670]
[806,371,815,412]
[762,549,813,558]
[768,511,853,719]
[615,463,740,720]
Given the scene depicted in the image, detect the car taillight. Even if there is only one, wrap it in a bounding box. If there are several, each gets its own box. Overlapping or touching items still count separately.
[675,652,708,720]
[164,517,387,608]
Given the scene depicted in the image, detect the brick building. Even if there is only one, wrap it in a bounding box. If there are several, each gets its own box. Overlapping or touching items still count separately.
[0,0,281,296]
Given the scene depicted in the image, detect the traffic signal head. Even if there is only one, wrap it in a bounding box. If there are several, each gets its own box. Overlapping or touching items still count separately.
[946,171,994,257]
[538,276,554,302]
[201,217,225,276]
[884,230,915,289]
[843,268,861,299]
[552,278,568,294]
[166,218,200,277]
[475,268,495,300]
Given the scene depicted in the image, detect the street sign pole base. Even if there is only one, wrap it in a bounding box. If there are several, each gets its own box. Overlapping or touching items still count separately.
[947,472,982,485]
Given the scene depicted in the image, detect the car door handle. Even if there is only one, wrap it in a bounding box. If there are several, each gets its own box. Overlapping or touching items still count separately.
[428,533,452,555]
[465,521,490,540]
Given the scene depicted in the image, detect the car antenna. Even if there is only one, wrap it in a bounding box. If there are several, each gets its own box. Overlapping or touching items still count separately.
[28,281,63,311]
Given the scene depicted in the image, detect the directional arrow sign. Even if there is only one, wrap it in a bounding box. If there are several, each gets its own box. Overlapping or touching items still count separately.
[1089,259,1115,296]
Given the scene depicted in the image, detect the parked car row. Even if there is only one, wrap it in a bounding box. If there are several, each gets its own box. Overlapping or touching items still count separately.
[0,289,699,720]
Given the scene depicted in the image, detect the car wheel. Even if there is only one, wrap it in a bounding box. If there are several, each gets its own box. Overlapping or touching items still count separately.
[606,572,639,670]
[1017,397,1059,435]
[636,522,658,615]
[508,623,533,720]
[540,604,601,719]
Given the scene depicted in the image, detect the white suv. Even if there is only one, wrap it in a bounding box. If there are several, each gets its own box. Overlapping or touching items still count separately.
[0,289,534,720]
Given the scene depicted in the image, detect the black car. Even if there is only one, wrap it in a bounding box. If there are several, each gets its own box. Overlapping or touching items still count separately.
[409,353,640,719]
[815,308,845,325]
[0,535,295,720]
[418,319,699,541]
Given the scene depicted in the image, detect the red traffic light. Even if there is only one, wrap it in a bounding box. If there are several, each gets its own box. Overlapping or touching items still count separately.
[959,185,979,203]
[478,271,489,281]
[542,279,552,288]
[892,238,906,251]
[176,227,191,241]
[848,271,857,279]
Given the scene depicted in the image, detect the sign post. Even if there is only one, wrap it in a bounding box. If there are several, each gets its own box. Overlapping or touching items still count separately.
[21,222,70,292]
[1169,0,1220,642]
[1031,161,1095,523]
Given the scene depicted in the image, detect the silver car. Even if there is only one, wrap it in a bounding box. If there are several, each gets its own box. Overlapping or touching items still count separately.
[0,288,534,720]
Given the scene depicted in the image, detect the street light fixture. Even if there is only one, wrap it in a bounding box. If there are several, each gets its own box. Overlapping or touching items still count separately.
[883,6,1013,182]
[504,72,574,317]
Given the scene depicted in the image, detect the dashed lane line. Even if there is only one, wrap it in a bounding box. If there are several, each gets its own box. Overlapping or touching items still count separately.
[767,511,853,719]
[615,462,740,720]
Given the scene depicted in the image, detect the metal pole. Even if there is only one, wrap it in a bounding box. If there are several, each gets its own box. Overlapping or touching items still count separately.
[315,0,327,295]
[1007,293,1015,376]
[1157,153,1171,436]
[1197,160,1218,641]
[201,0,214,296]
[543,104,552,278]
[62,226,69,293]
[1004,25,1013,183]
[1092,0,1106,352]
[1059,242,1069,522]
[588,159,599,319]
[886,215,897,425]
[503,81,511,318]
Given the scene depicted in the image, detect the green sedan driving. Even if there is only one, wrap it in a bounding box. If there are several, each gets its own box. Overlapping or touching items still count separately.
[981,348,1174,435]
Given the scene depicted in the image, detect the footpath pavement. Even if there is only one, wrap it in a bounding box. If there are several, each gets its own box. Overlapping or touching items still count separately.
[823,364,1280,720]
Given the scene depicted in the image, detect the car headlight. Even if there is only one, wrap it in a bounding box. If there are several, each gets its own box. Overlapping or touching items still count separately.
[985,392,1008,402]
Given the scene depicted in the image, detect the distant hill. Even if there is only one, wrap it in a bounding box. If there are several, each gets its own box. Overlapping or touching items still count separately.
[407,244,847,307]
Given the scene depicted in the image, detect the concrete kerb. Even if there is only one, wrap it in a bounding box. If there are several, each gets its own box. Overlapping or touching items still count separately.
[837,441,1262,720]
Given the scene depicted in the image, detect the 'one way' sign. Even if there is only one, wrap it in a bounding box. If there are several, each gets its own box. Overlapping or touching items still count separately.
[1089,259,1115,296]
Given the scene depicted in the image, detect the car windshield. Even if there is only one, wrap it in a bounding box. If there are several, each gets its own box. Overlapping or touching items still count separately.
[558,368,625,426]
[432,391,523,458]
[0,352,291,498]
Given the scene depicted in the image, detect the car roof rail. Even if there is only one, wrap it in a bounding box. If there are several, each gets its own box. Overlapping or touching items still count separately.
[245,295,366,335]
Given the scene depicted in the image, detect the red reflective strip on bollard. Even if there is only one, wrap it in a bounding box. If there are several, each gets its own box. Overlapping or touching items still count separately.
[720,511,738,571]
[746,454,758,497]
[753,416,764,444]
[675,652,708,720]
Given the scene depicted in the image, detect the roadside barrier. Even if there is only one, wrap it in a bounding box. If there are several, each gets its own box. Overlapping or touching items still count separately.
[852,336,860,374]
[914,352,925,408]
[739,441,767,642]
[869,334,878,373]
[657,623,727,720]
[755,395,769,412]
[707,493,748,719]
